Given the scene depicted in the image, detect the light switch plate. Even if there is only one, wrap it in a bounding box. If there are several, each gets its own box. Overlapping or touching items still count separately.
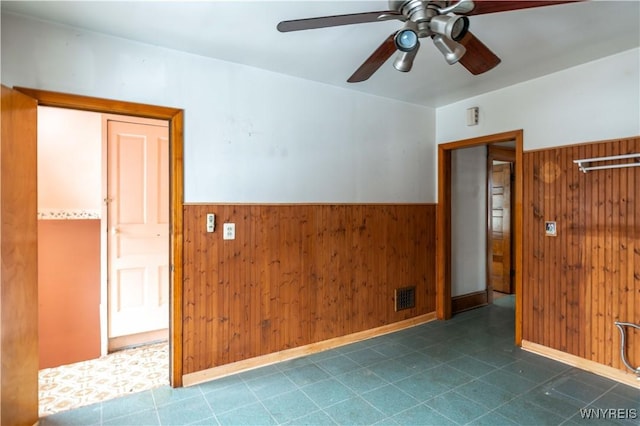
[206,213,215,233]
[223,223,235,240]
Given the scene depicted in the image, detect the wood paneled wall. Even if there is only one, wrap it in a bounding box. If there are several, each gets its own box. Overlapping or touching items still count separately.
[182,204,436,374]
[523,137,639,373]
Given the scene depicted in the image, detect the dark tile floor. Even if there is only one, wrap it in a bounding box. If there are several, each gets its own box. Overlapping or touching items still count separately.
[40,296,639,425]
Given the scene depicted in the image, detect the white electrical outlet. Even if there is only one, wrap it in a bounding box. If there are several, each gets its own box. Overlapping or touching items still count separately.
[223,223,235,240]
[206,213,215,232]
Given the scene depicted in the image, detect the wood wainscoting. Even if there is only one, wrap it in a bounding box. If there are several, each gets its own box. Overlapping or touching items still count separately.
[522,136,639,378]
[182,204,436,376]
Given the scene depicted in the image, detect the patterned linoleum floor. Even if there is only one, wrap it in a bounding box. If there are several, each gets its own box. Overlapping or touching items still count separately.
[40,297,640,425]
[39,342,168,417]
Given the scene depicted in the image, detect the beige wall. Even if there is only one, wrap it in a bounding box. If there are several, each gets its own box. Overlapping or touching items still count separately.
[37,106,102,214]
[38,220,101,368]
[37,107,103,367]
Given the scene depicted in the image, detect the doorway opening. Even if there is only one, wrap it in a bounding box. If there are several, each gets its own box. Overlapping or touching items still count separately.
[487,144,516,305]
[37,107,172,415]
[436,130,523,345]
[7,87,184,420]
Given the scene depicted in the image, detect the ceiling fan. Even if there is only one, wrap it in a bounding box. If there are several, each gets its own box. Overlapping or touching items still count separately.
[277,0,579,82]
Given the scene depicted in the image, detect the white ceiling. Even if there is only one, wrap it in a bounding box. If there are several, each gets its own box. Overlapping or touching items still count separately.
[2,0,639,108]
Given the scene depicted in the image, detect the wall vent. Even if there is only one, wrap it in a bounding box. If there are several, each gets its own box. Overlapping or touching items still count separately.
[395,286,416,311]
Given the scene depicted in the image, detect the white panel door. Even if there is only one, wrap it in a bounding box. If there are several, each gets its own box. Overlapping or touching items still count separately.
[107,119,169,343]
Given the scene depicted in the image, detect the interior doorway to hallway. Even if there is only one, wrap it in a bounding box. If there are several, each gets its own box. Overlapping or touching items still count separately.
[1,86,184,425]
[487,144,516,303]
[446,141,515,314]
[37,106,171,416]
[37,107,170,361]
[436,130,524,345]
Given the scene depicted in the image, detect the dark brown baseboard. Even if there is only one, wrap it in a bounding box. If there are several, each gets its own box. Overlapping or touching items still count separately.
[452,290,488,314]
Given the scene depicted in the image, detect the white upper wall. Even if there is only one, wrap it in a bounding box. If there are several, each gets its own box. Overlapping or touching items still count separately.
[1,12,436,203]
[450,145,487,297]
[436,48,640,150]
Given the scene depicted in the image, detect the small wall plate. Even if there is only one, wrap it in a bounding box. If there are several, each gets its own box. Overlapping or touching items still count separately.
[223,223,235,240]
[545,221,557,237]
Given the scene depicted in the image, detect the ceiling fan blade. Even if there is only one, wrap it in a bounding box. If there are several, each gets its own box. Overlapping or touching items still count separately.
[347,32,398,83]
[463,1,582,16]
[277,11,403,32]
[458,31,501,75]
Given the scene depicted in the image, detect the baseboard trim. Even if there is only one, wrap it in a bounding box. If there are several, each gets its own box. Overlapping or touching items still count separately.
[522,340,640,389]
[183,312,437,387]
[452,290,488,314]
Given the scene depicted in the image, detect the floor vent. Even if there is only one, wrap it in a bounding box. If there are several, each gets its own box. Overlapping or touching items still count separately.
[395,286,416,311]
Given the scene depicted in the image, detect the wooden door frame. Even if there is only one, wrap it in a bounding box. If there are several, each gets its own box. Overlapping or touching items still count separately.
[14,87,184,386]
[437,130,523,345]
[486,145,516,303]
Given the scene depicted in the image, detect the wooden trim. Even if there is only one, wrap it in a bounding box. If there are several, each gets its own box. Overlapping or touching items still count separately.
[488,145,516,162]
[514,133,523,345]
[182,312,436,386]
[522,340,640,389]
[437,130,524,346]
[452,291,488,314]
[14,87,180,119]
[170,110,184,387]
[14,87,185,387]
[436,146,451,319]
[486,148,493,305]
[439,130,523,151]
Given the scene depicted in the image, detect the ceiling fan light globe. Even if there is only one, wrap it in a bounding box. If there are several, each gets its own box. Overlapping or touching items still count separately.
[450,17,469,40]
[394,29,418,52]
[429,15,469,41]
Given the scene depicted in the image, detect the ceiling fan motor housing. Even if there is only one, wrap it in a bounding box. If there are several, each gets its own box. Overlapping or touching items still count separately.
[390,1,454,38]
